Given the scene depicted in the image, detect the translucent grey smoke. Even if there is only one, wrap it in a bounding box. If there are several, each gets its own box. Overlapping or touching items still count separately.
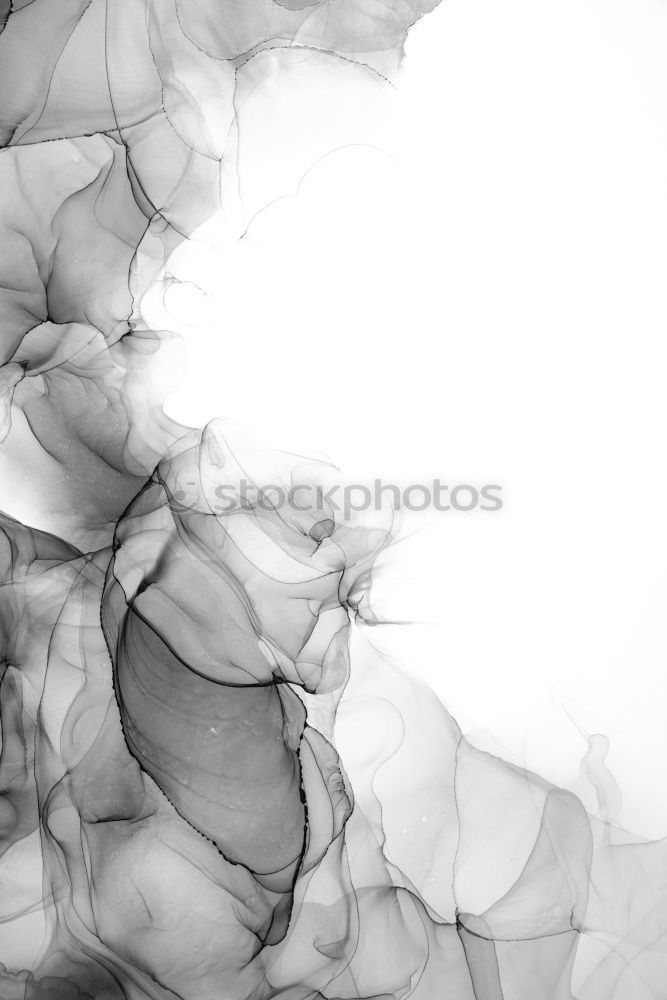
[0,2,666,999]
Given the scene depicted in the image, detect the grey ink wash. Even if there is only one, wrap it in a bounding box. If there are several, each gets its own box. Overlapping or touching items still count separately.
[0,3,663,1000]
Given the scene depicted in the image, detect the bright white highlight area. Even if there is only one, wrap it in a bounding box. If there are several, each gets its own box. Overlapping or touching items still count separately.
[162,0,667,838]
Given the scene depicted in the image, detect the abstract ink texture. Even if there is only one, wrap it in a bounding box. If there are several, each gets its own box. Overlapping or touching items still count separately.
[0,3,665,999]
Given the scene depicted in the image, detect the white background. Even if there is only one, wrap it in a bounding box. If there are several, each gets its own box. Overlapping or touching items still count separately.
[165,0,667,838]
